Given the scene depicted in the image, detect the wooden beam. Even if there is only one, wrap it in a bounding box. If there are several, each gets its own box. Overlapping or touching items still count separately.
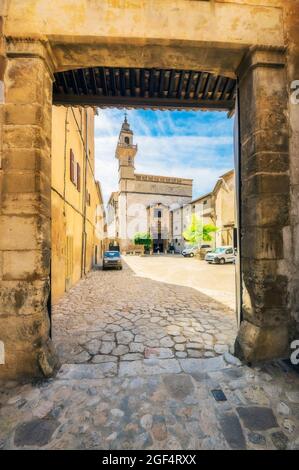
[194,72,205,98]
[168,70,176,98]
[53,93,234,111]
[202,73,213,100]
[109,68,116,96]
[89,67,98,95]
[99,67,108,96]
[79,69,88,94]
[176,71,185,99]
[129,68,136,97]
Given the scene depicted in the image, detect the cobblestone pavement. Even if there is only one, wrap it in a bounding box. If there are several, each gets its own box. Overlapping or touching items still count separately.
[0,357,299,449]
[52,261,237,365]
[1,261,298,450]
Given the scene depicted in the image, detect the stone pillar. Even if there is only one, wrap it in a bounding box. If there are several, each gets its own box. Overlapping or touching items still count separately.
[235,47,291,363]
[0,39,58,379]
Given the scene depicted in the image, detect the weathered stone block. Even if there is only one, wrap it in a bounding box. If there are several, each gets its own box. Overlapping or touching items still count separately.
[2,249,49,281]
[0,215,38,250]
[3,125,43,149]
[4,104,43,126]
[2,171,36,193]
[4,58,47,104]
[242,227,284,260]
[235,320,289,363]
[242,194,289,228]
[0,279,49,315]
[2,148,39,171]
[242,152,289,178]
[243,174,289,196]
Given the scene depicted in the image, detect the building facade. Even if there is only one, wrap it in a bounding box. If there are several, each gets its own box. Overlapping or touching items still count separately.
[51,106,105,304]
[108,116,193,252]
[171,170,235,252]
[213,170,235,247]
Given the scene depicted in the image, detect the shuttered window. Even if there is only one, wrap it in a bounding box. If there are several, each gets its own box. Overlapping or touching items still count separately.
[77,162,81,192]
[70,149,75,184]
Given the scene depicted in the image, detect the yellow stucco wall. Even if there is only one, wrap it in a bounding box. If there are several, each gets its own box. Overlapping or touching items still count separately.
[51,106,104,304]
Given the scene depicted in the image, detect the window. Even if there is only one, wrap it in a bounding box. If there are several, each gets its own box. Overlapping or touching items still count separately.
[70,149,75,184]
[76,163,81,192]
[86,192,91,206]
[203,200,207,205]
[154,209,162,218]
[226,248,234,254]
[124,136,130,144]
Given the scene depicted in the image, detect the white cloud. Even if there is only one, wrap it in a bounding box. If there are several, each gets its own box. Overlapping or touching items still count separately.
[94,110,234,205]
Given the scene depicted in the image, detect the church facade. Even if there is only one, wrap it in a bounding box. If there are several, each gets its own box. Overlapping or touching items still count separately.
[108,117,193,253]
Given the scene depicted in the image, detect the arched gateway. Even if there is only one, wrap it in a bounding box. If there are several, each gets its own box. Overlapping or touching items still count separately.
[0,0,298,378]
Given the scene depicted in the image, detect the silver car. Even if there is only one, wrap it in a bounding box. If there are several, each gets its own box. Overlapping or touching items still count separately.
[182,246,199,257]
[205,246,236,264]
[102,250,123,270]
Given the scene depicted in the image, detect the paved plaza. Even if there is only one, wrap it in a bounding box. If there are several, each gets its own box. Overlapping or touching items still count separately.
[0,257,298,450]
[52,257,237,364]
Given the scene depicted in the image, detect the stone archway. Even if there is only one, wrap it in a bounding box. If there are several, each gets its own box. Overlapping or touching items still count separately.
[0,0,297,379]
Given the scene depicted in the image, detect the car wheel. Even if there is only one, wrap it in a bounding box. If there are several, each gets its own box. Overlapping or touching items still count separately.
[219,258,225,265]
[190,253,194,257]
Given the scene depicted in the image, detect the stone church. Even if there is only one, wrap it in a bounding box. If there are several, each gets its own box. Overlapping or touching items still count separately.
[108,116,193,252]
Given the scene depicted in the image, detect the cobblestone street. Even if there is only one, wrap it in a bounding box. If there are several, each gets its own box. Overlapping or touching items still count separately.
[52,259,237,364]
[1,259,298,450]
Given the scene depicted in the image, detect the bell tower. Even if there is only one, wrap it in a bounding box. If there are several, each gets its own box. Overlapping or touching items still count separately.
[115,113,137,180]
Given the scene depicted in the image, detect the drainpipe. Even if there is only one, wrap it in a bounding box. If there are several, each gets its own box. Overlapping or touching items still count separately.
[81,110,88,277]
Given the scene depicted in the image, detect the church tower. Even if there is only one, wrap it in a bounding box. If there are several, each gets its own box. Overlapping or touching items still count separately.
[115,114,137,181]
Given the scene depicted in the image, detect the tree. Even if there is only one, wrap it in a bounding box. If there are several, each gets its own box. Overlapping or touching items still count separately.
[182,214,217,245]
[133,232,152,249]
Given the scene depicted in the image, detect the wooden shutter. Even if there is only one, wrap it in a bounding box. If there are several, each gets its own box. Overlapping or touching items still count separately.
[70,149,75,184]
[77,162,81,192]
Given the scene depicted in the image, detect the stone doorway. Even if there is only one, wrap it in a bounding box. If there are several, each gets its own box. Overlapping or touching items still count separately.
[0,0,295,379]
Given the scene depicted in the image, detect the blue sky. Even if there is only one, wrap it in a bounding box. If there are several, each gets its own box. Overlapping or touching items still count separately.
[94,109,234,204]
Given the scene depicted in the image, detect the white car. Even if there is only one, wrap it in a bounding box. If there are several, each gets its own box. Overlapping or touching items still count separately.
[181,246,199,257]
[205,246,236,264]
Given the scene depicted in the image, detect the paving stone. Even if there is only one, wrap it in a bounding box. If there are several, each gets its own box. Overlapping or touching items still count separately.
[219,413,247,450]
[140,414,153,430]
[223,351,242,366]
[129,343,145,353]
[173,336,186,344]
[116,331,134,345]
[74,351,91,363]
[159,337,175,348]
[152,415,167,441]
[14,418,59,447]
[144,348,174,359]
[58,363,117,379]
[84,339,102,355]
[248,432,266,446]
[187,349,203,358]
[277,402,290,416]
[236,406,278,431]
[112,345,129,356]
[271,431,289,450]
[286,391,299,403]
[214,344,229,354]
[175,352,187,358]
[179,356,229,374]
[119,359,181,376]
[100,341,115,354]
[122,353,143,361]
[92,355,118,363]
[163,374,194,399]
[283,419,296,433]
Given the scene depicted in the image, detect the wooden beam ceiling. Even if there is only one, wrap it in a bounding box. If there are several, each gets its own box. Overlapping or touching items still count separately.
[53,67,236,112]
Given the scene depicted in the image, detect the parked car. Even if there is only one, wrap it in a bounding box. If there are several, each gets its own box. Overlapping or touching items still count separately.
[182,246,199,257]
[205,246,236,264]
[198,244,212,259]
[102,250,123,270]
